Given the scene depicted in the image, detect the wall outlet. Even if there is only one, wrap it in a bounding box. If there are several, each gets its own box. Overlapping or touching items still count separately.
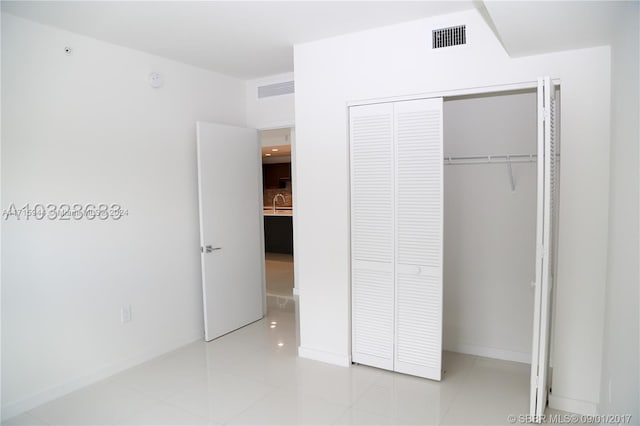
[121,306,132,324]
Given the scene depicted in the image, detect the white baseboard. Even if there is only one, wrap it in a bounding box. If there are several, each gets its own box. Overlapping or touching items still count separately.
[445,342,531,364]
[549,394,598,416]
[298,346,351,367]
[1,330,204,421]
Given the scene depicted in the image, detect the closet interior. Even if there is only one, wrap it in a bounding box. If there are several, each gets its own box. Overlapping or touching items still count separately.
[350,83,560,416]
[443,90,541,365]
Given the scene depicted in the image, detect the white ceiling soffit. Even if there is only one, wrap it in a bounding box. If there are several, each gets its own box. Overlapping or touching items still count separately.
[1,1,474,79]
[480,0,629,57]
[260,128,291,140]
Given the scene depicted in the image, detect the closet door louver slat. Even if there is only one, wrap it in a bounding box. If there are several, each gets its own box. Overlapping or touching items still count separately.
[394,98,443,381]
[350,103,395,370]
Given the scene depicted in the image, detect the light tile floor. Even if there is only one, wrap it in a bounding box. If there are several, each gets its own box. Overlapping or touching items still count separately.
[265,253,294,298]
[3,298,581,425]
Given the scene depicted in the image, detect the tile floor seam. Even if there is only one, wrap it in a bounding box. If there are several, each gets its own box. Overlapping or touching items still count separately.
[118,401,210,426]
[340,371,382,411]
[155,393,226,425]
[113,387,165,425]
[9,411,51,426]
[277,382,351,409]
[220,391,273,426]
[329,404,353,426]
[165,367,282,424]
[220,366,287,393]
[281,368,378,409]
[346,381,385,414]
[115,375,190,404]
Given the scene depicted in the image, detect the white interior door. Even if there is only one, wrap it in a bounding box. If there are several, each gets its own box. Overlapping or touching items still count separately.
[530,77,557,421]
[393,98,443,381]
[196,122,265,341]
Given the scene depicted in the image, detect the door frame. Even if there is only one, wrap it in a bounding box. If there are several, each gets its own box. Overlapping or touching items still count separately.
[347,80,559,108]
[257,122,298,299]
[345,78,561,403]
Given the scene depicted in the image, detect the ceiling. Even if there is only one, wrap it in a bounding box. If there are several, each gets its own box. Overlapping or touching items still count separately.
[3,1,628,80]
[261,128,290,141]
[480,1,631,57]
[1,1,474,79]
[262,144,291,158]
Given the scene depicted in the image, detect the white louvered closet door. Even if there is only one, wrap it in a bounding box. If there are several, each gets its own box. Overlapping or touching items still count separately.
[393,98,443,381]
[530,77,557,422]
[350,102,395,370]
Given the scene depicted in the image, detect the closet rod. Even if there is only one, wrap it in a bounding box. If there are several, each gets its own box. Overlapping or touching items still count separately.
[443,154,551,165]
[443,154,560,192]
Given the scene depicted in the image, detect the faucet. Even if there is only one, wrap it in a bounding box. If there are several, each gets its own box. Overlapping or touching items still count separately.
[272,193,286,213]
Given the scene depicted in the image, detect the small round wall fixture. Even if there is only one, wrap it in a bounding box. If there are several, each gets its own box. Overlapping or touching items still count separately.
[64,46,72,55]
[148,72,163,89]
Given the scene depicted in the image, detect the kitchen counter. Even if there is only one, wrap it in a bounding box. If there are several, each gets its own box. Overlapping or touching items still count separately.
[263,208,293,217]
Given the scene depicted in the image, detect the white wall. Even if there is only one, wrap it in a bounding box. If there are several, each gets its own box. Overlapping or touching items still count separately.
[443,92,537,363]
[260,128,291,148]
[245,72,295,129]
[599,2,639,419]
[1,14,246,418]
[294,9,610,414]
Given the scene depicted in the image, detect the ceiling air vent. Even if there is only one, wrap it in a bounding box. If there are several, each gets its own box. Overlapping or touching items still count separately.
[432,25,466,49]
[257,81,295,98]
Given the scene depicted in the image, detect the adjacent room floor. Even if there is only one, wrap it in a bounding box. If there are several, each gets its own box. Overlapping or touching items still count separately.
[3,298,582,426]
[265,252,294,298]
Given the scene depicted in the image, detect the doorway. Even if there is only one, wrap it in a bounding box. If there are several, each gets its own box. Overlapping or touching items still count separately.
[260,128,296,309]
[443,89,541,365]
[348,78,560,421]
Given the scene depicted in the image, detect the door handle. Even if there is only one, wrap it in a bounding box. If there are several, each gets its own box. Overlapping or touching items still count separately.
[202,245,222,253]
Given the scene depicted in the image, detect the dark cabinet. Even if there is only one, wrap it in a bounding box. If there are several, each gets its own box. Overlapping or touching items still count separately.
[263,163,291,189]
[264,216,293,254]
